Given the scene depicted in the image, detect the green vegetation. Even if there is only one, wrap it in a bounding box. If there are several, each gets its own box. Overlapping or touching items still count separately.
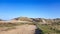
[36,23,60,34]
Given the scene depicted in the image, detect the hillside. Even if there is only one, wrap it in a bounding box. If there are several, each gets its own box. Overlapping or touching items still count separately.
[11,17,60,24]
[0,17,60,34]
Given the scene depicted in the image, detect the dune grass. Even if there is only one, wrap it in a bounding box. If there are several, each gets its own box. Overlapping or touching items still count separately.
[0,22,35,27]
[0,22,35,31]
[37,23,60,34]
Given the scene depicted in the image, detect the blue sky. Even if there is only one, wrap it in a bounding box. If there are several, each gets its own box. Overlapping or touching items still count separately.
[0,0,60,20]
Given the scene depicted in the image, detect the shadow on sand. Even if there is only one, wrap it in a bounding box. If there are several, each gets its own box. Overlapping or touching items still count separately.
[35,28,44,34]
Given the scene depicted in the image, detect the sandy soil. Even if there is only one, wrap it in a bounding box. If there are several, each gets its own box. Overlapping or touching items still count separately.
[0,25,37,34]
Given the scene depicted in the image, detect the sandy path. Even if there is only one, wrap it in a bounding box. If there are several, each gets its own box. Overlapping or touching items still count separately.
[0,25,37,34]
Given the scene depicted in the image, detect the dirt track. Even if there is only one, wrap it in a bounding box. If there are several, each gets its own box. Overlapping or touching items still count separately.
[0,25,37,34]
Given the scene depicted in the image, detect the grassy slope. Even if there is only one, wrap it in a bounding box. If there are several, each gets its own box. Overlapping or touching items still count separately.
[37,23,60,34]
